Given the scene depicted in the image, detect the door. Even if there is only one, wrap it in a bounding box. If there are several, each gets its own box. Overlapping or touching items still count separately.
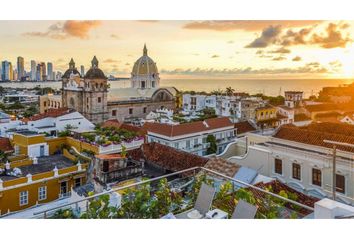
[40,145,45,157]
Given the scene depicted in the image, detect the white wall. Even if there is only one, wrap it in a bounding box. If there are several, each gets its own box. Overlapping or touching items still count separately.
[27,143,49,157]
[227,139,354,205]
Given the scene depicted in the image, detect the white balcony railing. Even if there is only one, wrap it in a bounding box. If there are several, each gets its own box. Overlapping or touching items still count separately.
[98,139,144,154]
[58,191,72,199]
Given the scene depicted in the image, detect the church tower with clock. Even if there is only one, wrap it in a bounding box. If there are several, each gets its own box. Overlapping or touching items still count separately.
[62,56,109,124]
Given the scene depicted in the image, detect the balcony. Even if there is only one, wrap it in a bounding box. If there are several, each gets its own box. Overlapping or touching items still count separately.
[33,167,317,219]
[99,160,144,184]
[98,139,144,154]
[58,191,72,199]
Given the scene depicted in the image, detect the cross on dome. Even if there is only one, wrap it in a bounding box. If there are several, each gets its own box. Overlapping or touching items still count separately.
[143,44,148,56]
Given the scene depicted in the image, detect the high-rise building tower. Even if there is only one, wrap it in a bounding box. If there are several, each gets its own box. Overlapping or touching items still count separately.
[80,65,85,76]
[1,61,12,81]
[40,62,46,80]
[36,63,45,81]
[9,62,13,80]
[17,56,24,80]
[31,60,36,81]
[1,61,10,81]
[47,62,53,80]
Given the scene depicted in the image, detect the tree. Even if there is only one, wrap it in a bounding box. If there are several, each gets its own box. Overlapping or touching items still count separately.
[206,135,217,154]
[80,194,119,219]
[226,86,235,96]
[0,150,9,164]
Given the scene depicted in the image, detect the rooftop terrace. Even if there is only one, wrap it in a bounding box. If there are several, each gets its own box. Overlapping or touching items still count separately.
[29,166,318,219]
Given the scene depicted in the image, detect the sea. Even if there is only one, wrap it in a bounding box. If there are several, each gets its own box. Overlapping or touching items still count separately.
[0,78,353,98]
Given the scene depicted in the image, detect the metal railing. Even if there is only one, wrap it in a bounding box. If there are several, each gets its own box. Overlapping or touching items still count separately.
[32,166,314,218]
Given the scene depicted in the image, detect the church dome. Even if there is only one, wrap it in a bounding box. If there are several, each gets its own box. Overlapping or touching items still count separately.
[62,58,81,78]
[131,44,159,76]
[85,56,107,79]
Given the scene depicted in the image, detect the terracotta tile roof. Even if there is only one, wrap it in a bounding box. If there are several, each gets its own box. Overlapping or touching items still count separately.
[234,121,256,134]
[22,108,75,122]
[274,123,354,152]
[294,113,311,122]
[101,119,122,128]
[204,157,240,178]
[128,142,208,173]
[143,117,233,137]
[102,120,146,135]
[0,137,13,152]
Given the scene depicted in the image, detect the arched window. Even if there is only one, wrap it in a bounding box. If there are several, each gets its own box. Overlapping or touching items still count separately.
[96,83,98,89]
[70,97,75,108]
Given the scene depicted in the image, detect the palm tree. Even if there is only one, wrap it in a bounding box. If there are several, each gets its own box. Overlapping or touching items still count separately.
[211,89,223,96]
[226,86,235,96]
[0,150,9,164]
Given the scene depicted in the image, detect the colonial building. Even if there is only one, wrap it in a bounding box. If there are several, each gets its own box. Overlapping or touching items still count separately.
[39,94,62,114]
[61,45,178,124]
[143,117,236,156]
[224,122,354,205]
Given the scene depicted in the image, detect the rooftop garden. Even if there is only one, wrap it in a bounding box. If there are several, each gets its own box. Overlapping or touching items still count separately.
[173,108,217,123]
[51,170,314,219]
[76,125,144,147]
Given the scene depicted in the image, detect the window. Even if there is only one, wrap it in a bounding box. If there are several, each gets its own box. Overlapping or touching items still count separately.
[312,168,322,186]
[38,186,47,201]
[274,158,282,175]
[60,181,68,195]
[75,178,82,188]
[44,101,46,107]
[292,163,301,180]
[186,140,191,149]
[129,108,133,114]
[174,142,179,149]
[19,191,28,206]
[336,174,345,194]
[112,110,117,116]
[98,97,101,103]
[143,107,147,114]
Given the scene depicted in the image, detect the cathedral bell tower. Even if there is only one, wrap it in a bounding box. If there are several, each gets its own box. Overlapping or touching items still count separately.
[82,56,109,124]
[61,56,108,124]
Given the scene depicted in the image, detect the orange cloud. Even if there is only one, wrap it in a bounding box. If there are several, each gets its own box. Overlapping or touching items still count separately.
[311,23,352,48]
[23,20,101,40]
[247,22,352,49]
[183,20,322,31]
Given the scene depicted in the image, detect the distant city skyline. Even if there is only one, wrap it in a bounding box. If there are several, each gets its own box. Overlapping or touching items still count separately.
[1,20,354,79]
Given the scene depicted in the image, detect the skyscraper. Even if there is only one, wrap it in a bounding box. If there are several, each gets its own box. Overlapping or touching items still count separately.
[40,62,46,80]
[1,61,12,81]
[80,65,85,76]
[31,60,36,81]
[36,63,45,81]
[47,62,53,80]
[17,56,24,80]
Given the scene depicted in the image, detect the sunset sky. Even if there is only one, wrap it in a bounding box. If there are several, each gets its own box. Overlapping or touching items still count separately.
[1,20,354,79]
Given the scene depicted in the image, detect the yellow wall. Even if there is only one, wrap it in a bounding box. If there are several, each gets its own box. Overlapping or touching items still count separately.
[13,134,45,146]
[47,137,66,155]
[66,137,99,154]
[256,107,277,121]
[0,166,87,215]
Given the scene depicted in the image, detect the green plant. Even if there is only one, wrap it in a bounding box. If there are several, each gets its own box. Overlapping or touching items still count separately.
[81,194,118,219]
[206,135,217,154]
[0,150,9,164]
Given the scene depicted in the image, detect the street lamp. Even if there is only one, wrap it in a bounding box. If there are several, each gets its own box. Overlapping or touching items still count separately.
[323,140,354,201]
